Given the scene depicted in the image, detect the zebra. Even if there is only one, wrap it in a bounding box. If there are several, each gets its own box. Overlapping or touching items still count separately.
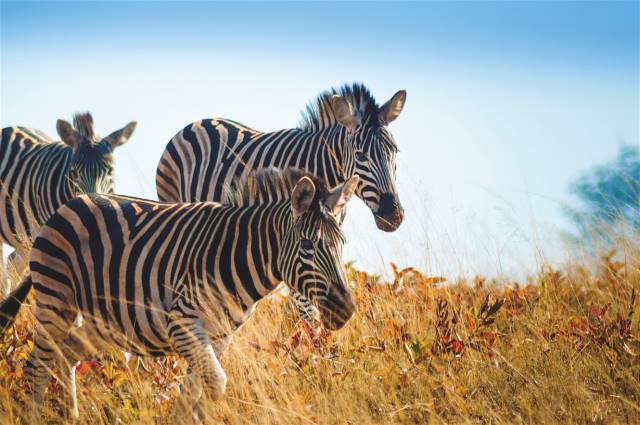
[0,167,359,422]
[156,83,405,231]
[156,82,406,322]
[0,113,136,294]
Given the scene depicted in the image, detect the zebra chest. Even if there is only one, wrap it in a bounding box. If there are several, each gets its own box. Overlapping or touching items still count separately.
[69,308,174,357]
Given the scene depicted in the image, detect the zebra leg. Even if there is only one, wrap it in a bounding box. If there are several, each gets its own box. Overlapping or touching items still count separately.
[58,330,90,419]
[53,357,80,419]
[24,330,65,420]
[23,305,76,420]
[169,316,227,422]
[212,335,232,358]
[7,247,28,284]
[0,244,18,297]
[0,244,6,297]
[182,369,205,423]
[66,362,79,419]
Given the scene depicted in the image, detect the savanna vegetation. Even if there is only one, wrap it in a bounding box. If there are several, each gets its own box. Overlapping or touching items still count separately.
[0,237,638,424]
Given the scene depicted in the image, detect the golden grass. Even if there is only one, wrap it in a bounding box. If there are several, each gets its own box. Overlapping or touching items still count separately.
[1,241,639,424]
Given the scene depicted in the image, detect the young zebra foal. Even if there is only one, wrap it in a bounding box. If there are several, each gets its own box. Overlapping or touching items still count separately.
[0,113,136,294]
[0,168,358,422]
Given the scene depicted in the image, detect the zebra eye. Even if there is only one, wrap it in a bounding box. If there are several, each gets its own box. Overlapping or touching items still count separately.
[300,239,314,251]
[355,152,368,162]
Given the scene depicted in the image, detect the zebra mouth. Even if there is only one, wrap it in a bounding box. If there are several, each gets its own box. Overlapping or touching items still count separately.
[318,308,351,330]
[317,295,356,330]
[374,212,403,232]
[374,193,404,232]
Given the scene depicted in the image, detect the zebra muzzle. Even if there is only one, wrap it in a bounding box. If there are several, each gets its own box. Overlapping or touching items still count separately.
[374,193,404,232]
[318,291,356,330]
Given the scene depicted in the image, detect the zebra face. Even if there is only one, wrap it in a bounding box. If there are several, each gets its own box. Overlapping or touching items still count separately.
[57,114,136,195]
[333,90,406,232]
[282,175,359,330]
[68,143,116,194]
[350,125,404,232]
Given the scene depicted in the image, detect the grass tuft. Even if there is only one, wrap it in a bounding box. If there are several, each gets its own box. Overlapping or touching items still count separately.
[1,242,639,424]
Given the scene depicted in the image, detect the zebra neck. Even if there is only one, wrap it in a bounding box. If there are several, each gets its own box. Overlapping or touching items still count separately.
[60,163,77,201]
[255,202,290,295]
[40,150,76,220]
[273,126,347,188]
[201,202,289,305]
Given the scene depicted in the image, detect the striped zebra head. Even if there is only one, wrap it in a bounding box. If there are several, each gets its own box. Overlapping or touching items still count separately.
[302,84,406,232]
[280,172,359,330]
[56,113,136,195]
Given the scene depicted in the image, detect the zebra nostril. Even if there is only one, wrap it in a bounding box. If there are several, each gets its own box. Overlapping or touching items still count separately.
[377,193,398,216]
[375,193,404,231]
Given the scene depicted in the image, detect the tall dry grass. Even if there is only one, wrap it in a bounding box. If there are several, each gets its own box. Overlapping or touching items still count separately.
[0,240,639,424]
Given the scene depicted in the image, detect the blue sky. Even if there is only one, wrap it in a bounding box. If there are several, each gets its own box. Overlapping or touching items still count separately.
[2,1,638,278]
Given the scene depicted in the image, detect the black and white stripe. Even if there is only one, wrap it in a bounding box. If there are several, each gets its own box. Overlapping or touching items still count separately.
[156,83,406,322]
[156,83,406,231]
[0,113,136,293]
[0,168,358,421]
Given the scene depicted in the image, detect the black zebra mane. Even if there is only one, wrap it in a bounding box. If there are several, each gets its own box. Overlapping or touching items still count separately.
[223,167,330,208]
[224,167,346,243]
[298,82,381,131]
[72,112,97,141]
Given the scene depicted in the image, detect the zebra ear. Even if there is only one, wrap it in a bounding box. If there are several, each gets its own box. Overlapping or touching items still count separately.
[291,176,316,219]
[379,90,406,124]
[325,175,359,215]
[105,121,137,148]
[331,95,359,129]
[56,119,82,147]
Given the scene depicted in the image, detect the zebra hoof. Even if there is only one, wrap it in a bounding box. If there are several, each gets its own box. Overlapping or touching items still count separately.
[192,409,204,424]
[70,405,80,420]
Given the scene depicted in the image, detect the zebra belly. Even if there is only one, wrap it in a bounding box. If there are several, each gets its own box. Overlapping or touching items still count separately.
[32,280,174,357]
[70,307,174,357]
[69,288,258,357]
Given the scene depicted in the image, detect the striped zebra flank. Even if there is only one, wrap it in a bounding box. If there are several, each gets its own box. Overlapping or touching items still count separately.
[0,167,358,422]
[0,114,136,294]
